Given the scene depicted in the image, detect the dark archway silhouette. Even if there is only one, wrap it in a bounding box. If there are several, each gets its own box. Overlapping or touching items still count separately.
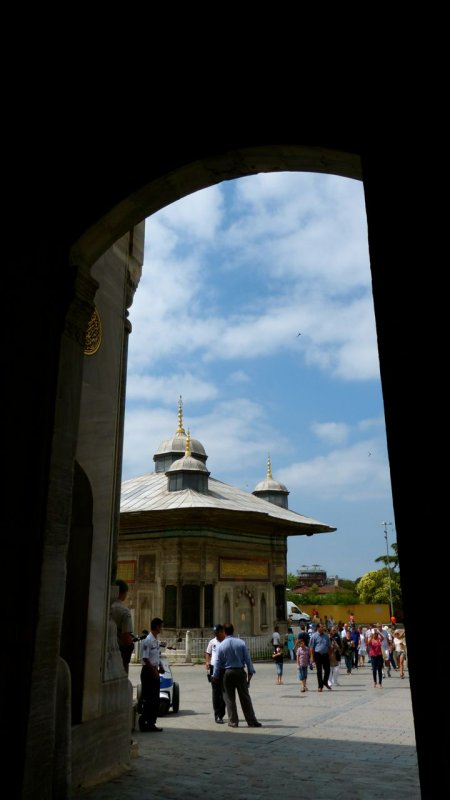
[6,140,439,798]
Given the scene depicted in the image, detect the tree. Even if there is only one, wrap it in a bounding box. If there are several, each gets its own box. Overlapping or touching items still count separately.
[286,574,360,606]
[374,541,399,571]
[356,568,402,610]
[317,589,359,605]
[286,573,299,590]
[338,578,358,592]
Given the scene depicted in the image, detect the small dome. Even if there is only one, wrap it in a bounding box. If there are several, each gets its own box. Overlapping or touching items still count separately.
[166,430,210,493]
[254,476,288,493]
[167,454,209,473]
[252,454,289,509]
[153,397,207,473]
[155,433,206,459]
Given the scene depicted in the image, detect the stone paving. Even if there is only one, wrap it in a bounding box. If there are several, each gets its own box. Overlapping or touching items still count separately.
[78,660,420,800]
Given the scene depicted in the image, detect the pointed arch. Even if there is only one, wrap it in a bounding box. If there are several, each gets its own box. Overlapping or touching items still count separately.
[223,594,231,623]
[260,593,268,627]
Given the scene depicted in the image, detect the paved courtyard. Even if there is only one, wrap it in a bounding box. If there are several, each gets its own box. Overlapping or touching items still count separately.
[79,660,420,800]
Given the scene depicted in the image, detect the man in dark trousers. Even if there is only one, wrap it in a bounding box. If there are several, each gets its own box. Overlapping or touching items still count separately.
[205,624,226,723]
[139,617,165,732]
[212,623,262,728]
[309,622,332,692]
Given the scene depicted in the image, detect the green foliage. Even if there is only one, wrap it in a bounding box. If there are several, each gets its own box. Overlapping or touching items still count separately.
[338,578,357,592]
[375,541,399,571]
[299,584,320,604]
[286,573,299,590]
[286,589,304,605]
[356,569,402,606]
[286,575,360,606]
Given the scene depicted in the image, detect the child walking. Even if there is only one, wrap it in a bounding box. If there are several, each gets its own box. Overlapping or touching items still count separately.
[272,643,284,684]
[297,637,310,693]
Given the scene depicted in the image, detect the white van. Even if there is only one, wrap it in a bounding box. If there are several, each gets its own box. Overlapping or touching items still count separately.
[287,601,311,622]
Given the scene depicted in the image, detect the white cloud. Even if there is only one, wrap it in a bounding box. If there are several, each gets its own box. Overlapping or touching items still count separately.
[125,373,219,405]
[122,406,178,478]
[142,216,179,261]
[193,398,289,478]
[311,421,350,445]
[277,440,390,503]
[148,184,224,242]
[196,292,380,382]
[227,370,251,384]
[357,417,385,432]
[224,173,369,293]
[126,251,218,371]
[127,173,379,383]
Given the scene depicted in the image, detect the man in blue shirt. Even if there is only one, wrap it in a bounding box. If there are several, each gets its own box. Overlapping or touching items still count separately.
[309,623,332,692]
[212,623,262,728]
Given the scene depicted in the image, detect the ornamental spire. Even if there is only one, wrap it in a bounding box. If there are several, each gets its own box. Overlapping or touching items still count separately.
[267,453,272,480]
[176,395,186,435]
[185,429,192,457]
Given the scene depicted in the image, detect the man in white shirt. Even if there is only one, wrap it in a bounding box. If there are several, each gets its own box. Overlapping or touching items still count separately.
[205,624,226,723]
[139,617,165,732]
[271,626,281,651]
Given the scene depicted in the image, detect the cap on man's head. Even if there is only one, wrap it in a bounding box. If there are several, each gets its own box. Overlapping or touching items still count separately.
[213,624,224,633]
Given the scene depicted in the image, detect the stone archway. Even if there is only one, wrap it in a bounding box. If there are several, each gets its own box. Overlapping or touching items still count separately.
[9,139,434,798]
[65,145,422,792]
[70,145,362,269]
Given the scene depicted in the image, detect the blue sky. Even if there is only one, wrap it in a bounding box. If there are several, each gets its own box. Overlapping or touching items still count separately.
[121,172,396,581]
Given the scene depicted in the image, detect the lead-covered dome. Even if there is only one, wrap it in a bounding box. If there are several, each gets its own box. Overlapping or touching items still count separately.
[253,455,289,509]
[153,397,207,473]
[166,431,210,493]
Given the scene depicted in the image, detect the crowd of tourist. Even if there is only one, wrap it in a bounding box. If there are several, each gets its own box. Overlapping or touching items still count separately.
[279,618,407,693]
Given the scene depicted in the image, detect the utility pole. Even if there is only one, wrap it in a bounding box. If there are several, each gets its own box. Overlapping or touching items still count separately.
[381,521,394,619]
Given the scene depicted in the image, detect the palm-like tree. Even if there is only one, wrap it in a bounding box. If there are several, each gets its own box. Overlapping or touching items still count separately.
[375,541,399,571]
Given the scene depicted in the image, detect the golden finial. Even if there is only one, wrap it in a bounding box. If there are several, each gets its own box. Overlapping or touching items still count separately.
[176,395,186,435]
[267,453,272,479]
[185,429,192,457]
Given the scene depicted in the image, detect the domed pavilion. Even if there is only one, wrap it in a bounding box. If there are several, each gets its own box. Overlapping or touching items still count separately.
[118,398,336,638]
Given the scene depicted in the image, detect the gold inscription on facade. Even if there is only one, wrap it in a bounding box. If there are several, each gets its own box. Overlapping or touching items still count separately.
[219,559,269,580]
[117,560,136,583]
[84,307,102,355]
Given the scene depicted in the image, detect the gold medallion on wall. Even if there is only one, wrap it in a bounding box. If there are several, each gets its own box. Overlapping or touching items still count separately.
[84,307,102,356]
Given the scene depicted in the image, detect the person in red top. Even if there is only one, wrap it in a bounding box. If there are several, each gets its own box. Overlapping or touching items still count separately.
[367,629,384,688]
